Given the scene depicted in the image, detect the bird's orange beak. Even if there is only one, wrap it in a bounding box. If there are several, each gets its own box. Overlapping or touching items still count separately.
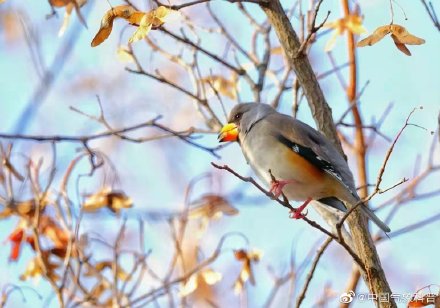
[218,123,239,142]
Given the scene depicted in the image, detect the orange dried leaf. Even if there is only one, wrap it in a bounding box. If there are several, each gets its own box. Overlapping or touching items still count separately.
[91,5,137,47]
[357,24,425,56]
[83,187,132,213]
[357,25,391,47]
[39,216,69,248]
[391,34,411,56]
[390,24,425,45]
[50,0,70,7]
[8,227,24,261]
[128,11,145,25]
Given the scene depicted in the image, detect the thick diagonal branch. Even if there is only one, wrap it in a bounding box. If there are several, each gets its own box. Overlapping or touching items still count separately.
[259,1,395,307]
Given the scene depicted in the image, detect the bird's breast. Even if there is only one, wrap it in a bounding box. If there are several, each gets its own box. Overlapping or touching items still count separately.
[241,132,329,201]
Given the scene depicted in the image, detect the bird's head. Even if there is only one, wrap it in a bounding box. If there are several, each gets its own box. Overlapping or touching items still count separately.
[218,103,274,142]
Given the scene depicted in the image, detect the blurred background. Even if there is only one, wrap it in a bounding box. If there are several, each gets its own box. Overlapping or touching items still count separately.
[0,0,439,307]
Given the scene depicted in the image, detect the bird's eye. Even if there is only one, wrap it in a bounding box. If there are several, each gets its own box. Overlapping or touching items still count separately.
[234,113,242,120]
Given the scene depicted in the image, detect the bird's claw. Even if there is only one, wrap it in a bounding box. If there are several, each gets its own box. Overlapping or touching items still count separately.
[289,209,307,219]
[289,198,312,220]
[269,179,292,199]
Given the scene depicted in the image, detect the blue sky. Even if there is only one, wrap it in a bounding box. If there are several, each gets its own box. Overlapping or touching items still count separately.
[0,0,439,307]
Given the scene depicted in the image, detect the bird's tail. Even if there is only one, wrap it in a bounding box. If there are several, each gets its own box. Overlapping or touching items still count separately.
[359,205,390,233]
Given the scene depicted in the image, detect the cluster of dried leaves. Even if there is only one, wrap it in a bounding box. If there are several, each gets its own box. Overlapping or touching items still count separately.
[324,11,425,56]
[358,24,425,56]
[91,5,177,47]
[0,141,268,305]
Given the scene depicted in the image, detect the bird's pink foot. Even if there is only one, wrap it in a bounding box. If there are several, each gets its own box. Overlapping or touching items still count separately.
[289,198,312,220]
[269,179,294,199]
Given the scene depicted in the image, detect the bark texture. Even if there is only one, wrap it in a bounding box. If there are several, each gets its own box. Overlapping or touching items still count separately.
[259,1,396,307]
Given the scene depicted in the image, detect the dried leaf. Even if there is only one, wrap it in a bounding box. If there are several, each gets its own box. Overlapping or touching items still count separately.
[233,249,262,294]
[390,24,425,45]
[357,25,390,47]
[39,216,69,249]
[128,6,174,43]
[189,194,238,220]
[201,75,237,99]
[128,14,152,43]
[179,268,222,297]
[20,256,59,281]
[92,5,175,46]
[179,274,198,297]
[391,34,411,56]
[83,187,133,213]
[49,0,70,7]
[357,24,425,56]
[324,14,366,51]
[91,5,138,47]
[8,227,24,261]
[201,269,222,285]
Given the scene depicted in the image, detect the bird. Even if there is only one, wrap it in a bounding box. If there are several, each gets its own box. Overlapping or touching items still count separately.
[218,103,390,233]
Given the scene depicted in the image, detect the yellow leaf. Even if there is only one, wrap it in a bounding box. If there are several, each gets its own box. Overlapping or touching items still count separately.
[179,274,198,297]
[201,269,222,285]
[128,6,176,44]
[20,256,59,282]
[129,14,152,43]
[233,248,262,294]
[345,14,367,35]
[233,279,243,295]
[324,14,366,51]
[83,187,132,213]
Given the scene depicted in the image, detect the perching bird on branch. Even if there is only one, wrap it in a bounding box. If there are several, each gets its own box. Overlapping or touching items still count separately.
[218,103,390,233]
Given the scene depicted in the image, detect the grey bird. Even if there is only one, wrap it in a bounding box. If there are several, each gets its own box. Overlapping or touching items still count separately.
[218,103,390,233]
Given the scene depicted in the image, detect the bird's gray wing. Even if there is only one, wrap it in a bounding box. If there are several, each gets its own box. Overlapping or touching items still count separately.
[265,113,359,200]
